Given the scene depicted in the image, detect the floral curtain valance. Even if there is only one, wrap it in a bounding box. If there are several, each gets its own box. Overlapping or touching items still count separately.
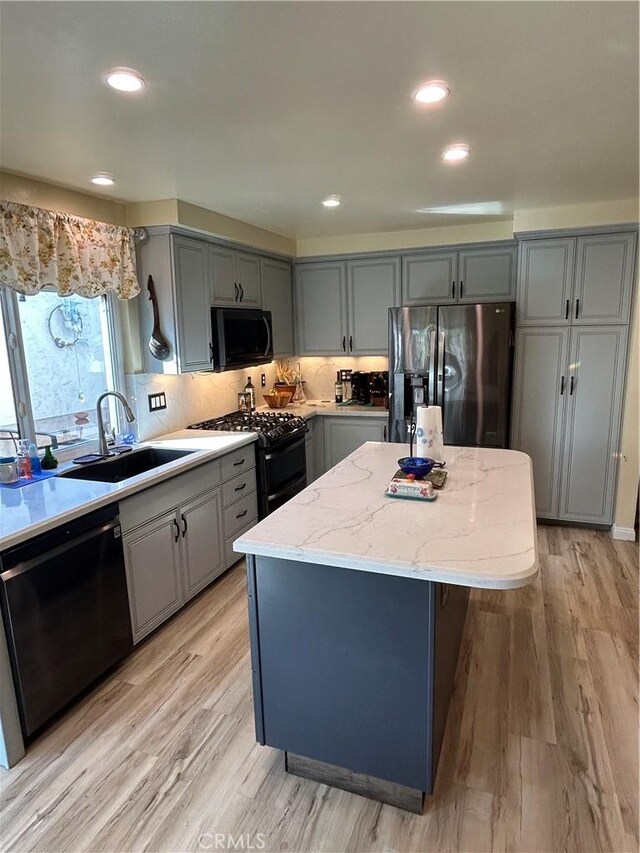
[0,201,139,299]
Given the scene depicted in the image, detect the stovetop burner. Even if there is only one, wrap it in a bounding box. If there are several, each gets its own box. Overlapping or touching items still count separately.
[188,410,307,447]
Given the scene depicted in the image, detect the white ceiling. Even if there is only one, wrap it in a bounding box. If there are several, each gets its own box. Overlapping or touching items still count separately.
[1,2,638,239]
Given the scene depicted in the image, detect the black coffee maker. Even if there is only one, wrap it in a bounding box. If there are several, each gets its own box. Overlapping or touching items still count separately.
[369,371,389,408]
[350,371,370,404]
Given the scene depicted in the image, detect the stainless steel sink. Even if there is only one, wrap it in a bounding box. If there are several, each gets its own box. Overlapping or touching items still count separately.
[58,448,194,483]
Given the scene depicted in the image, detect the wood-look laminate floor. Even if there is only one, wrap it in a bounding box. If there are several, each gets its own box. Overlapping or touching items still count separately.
[1,525,637,853]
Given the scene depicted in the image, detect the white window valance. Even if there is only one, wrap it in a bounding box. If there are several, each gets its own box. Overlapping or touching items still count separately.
[0,201,140,299]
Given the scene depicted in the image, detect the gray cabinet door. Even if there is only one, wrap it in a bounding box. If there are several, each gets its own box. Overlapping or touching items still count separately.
[517,239,574,326]
[511,328,569,519]
[236,253,262,306]
[347,257,400,354]
[172,236,213,371]
[558,326,628,524]
[122,510,184,643]
[209,245,236,305]
[573,233,636,325]
[295,263,348,355]
[180,488,225,601]
[458,245,517,302]
[323,417,387,471]
[402,252,458,305]
[305,417,326,483]
[261,258,294,357]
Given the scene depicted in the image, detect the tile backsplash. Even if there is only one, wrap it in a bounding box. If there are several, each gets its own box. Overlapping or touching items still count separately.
[126,356,388,440]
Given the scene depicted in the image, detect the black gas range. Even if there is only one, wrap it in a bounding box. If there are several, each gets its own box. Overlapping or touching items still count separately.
[188,410,308,518]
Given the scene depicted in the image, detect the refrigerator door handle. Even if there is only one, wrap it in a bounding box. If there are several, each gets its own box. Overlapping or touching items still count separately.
[437,329,446,405]
[428,328,437,405]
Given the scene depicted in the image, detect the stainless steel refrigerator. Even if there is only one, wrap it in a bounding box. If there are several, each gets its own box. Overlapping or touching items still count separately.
[388,303,515,447]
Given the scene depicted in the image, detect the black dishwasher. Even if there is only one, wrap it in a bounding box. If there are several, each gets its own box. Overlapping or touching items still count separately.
[0,505,133,737]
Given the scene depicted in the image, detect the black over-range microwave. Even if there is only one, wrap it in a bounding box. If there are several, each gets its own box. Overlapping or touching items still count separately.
[210,307,273,372]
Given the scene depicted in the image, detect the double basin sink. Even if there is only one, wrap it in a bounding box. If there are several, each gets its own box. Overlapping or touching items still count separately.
[58,447,194,484]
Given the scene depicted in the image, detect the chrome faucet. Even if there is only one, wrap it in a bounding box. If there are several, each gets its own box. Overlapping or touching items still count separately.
[96,391,136,456]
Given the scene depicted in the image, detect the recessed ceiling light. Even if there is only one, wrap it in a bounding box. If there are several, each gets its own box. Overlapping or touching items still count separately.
[412,81,450,105]
[90,172,115,186]
[105,67,146,93]
[322,195,341,208]
[442,144,470,162]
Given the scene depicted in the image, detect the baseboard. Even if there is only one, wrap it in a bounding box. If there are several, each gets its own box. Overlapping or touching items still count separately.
[611,525,636,542]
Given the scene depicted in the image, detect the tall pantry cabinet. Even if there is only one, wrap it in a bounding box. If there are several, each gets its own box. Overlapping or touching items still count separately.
[512,231,636,525]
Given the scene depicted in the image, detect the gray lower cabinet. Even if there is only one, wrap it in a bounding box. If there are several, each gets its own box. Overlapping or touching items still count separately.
[121,510,184,640]
[120,451,257,643]
[511,328,569,518]
[517,231,636,327]
[295,262,348,354]
[305,416,326,483]
[512,325,628,524]
[261,257,294,357]
[180,489,225,598]
[323,416,387,471]
[402,251,457,305]
[558,326,628,523]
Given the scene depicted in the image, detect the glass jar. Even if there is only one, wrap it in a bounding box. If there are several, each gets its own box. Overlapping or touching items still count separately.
[0,457,19,484]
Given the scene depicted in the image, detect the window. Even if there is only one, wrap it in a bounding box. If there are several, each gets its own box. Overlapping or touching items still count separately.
[0,287,123,458]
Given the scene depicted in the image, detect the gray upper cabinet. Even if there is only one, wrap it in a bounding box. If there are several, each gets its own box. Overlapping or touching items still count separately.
[235,253,261,306]
[296,257,400,355]
[558,326,628,524]
[517,238,575,326]
[511,328,569,519]
[517,231,636,327]
[402,252,457,305]
[211,248,262,307]
[458,246,517,302]
[209,246,236,305]
[347,257,401,354]
[296,262,348,355]
[572,233,636,325]
[172,236,215,372]
[261,257,294,357]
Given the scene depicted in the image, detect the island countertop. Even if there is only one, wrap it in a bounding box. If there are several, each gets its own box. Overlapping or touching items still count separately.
[234,441,538,589]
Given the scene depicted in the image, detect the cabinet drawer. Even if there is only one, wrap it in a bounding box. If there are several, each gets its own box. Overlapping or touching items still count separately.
[119,459,221,533]
[221,445,256,481]
[223,468,257,507]
[224,520,256,569]
[223,491,258,538]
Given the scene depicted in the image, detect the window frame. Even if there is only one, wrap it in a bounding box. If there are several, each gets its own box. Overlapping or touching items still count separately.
[0,286,127,462]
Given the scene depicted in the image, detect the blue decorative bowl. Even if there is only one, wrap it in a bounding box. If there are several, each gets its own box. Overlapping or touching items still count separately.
[397,456,443,479]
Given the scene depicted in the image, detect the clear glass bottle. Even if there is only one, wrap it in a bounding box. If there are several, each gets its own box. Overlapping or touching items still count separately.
[27,441,42,475]
[16,440,32,479]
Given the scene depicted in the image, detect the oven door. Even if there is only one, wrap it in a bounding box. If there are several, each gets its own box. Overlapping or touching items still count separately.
[258,435,307,517]
[211,308,273,372]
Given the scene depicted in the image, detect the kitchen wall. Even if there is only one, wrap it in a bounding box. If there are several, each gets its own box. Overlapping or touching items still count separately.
[125,362,279,440]
[297,356,388,400]
[0,171,126,224]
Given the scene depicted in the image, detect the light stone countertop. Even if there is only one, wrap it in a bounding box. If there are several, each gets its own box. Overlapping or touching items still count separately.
[235,441,538,590]
[0,431,256,552]
[259,400,389,419]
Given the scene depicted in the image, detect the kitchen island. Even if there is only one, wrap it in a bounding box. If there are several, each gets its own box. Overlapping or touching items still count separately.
[234,441,537,813]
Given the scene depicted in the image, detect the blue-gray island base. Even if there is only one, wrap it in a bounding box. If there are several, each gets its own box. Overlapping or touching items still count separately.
[246,553,469,813]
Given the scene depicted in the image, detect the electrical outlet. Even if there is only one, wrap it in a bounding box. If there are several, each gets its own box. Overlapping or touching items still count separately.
[340,369,352,382]
[148,392,167,412]
[261,373,266,387]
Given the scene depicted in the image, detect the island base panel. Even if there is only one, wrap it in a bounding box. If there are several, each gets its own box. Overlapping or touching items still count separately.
[247,554,469,801]
[285,752,426,814]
